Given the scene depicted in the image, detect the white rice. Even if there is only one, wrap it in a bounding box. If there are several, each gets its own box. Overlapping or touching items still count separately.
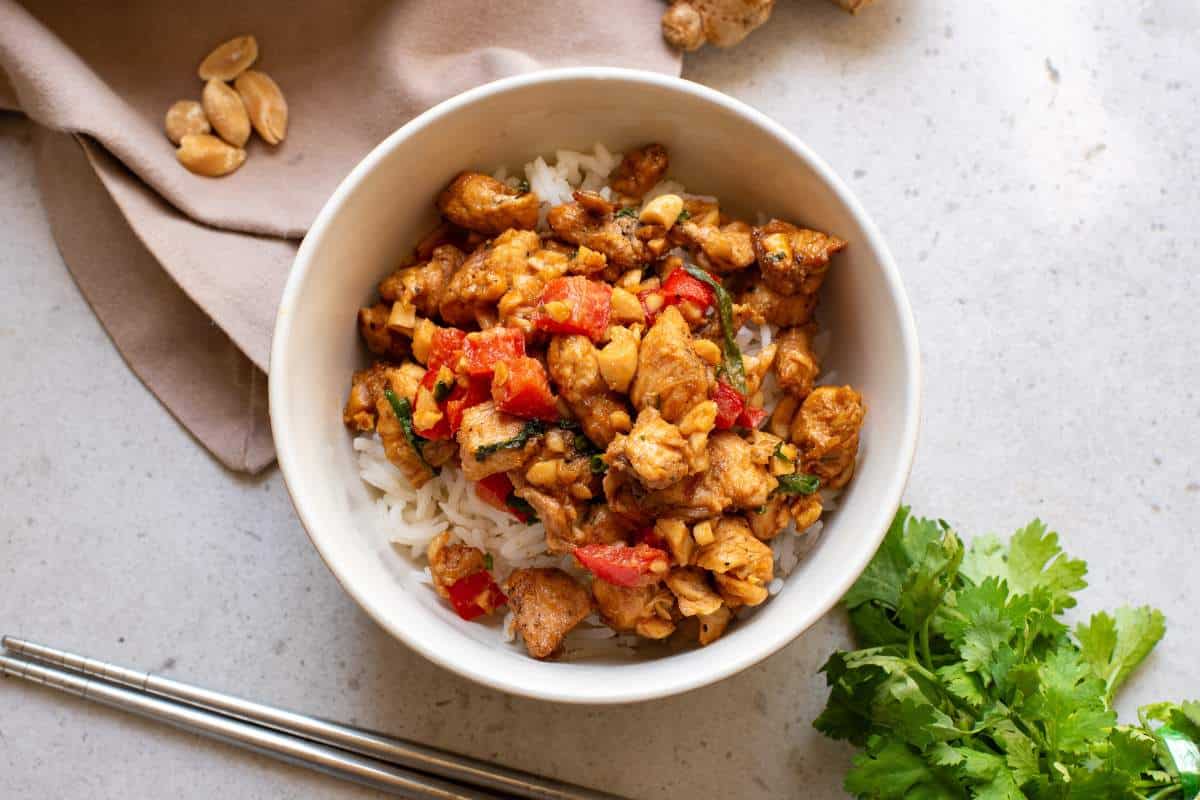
[354,143,841,653]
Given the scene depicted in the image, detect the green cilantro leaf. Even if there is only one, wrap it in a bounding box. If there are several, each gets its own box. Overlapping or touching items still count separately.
[1075,606,1165,700]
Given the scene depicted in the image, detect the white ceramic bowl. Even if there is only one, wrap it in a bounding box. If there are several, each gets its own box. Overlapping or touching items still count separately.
[270,68,920,704]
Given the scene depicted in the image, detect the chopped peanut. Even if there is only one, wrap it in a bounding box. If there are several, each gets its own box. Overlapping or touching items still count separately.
[692,338,722,365]
[610,287,645,324]
[639,193,684,228]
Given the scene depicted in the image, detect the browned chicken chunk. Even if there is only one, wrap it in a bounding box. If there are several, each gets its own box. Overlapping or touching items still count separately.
[378,244,464,318]
[436,172,539,236]
[439,229,541,327]
[505,568,592,659]
[790,385,865,490]
[696,517,774,607]
[753,219,846,296]
[701,431,778,510]
[426,532,486,599]
[630,305,711,424]
[738,279,818,328]
[456,401,540,481]
[682,220,757,273]
[592,580,676,639]
[664,567,724,618]
[607,408,691,490]
[547,191,647,271]
[358,303,411,360]
[547,334,631,447]
[774,326,820,398]
[609,143,669,199]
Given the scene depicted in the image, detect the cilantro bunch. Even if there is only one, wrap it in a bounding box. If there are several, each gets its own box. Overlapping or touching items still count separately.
[816,507,1200,799]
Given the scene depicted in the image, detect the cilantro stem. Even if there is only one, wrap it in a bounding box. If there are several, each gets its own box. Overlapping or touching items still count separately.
[1146,787,1181,800]
[919,619,934,671]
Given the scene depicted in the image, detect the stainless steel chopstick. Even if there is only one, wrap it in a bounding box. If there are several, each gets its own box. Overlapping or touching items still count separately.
[2,636,618,800]
[0,652,501,799]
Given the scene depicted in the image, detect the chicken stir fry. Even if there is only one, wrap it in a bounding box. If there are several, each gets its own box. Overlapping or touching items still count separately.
[343,143,865,659]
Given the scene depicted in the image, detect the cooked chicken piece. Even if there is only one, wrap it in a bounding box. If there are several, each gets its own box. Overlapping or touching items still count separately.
[774,326,820,398]
[745,429,784,465]
[703,431,778,510]
[664,567,724,617]
[547,335,631,447]
[630,306,710,424]
[698,605,733,645]
[426,532,487,599]
[578,505,634,548]
[377,244,464,319]
[436,172,539,236]
[609,143,669,199]
[746,489,821,541]
[696,517,773,578]
[592,580,677,640]
[547,192,647,271]
[505,568,592,659]
[678,196,720,228]
[790,385,865,490]
[657,518,695,565]
[498,245,571,334]
[376,387,436,488]
[510,453,594,553]
[608,408,691,491]
[439,229,540,327]
[746,496,791,540]
[753,219,846,295]
[738,279,818,328]
[566,244,608,278]
[512,480,584,553]
[343,361,427,432]
[714,572,769,607]
[682,220,756,273]
[343,367,382,432]
[358,303,411,360]
[743,343,777,398]
[456,401,540,481]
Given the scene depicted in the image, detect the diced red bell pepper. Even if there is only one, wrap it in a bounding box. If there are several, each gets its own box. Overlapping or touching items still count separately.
[412,368,453,440]
[474,473,536,523]
[737,404,769,429]
[475,473,515,511]
[640,269,719,325]
[427,327,467,372]
[445,375,491,435]
[446,570,507,621]
[573,543,670,588]
[533,276,612,342]
[712,379,745,430]
[461,327,526,377]
[662,267,716,310]
[492,357,558,421]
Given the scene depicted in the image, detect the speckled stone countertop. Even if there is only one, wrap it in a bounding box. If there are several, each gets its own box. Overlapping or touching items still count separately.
[3,2,1198,797]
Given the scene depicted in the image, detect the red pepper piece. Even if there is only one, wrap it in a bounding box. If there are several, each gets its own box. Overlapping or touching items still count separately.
[573,543,670,588]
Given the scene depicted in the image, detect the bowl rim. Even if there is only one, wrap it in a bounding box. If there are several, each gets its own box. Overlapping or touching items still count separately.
[270,66,921,703]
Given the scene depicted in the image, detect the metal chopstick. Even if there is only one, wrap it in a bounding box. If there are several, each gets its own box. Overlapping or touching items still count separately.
[0,652,500,799]
[2,636,619,800]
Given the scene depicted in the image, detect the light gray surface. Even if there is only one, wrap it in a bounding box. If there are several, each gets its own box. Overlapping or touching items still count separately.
[2,1,1198,797]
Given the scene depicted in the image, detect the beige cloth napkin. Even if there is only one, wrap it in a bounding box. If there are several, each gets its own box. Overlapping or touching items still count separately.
[0,0,680,472]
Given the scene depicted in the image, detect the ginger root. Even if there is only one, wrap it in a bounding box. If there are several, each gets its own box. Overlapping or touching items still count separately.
[661,0,776,51]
